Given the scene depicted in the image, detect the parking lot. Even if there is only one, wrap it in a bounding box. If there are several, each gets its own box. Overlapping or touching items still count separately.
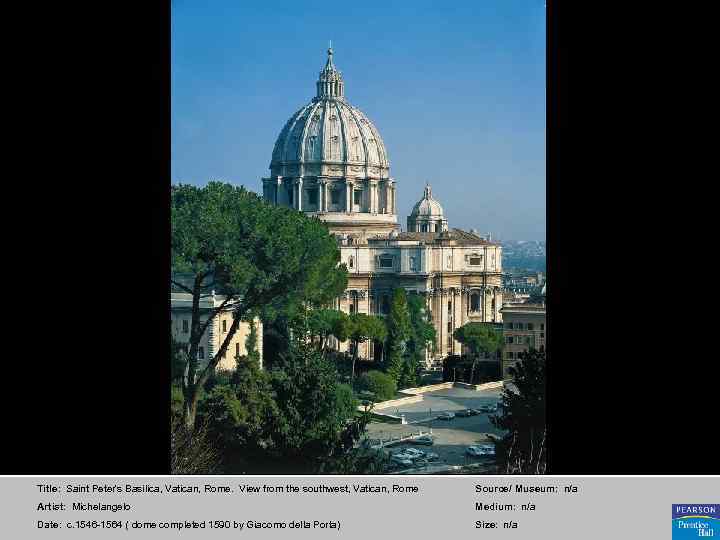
[364,386,507,471]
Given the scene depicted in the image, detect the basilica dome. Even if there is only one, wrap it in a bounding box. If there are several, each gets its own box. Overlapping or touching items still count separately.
[269,47,390,179]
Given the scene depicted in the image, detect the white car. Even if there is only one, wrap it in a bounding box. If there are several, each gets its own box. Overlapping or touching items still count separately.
[403,448,425,458]
[412,435,435,445]
[466,445,496,457]
[424,452,440,462]
[438,412,455,420]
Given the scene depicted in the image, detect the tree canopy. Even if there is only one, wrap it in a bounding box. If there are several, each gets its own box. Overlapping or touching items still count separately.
[346,313,387,380]
[384,288,412,382]
[308,308,350,353]
[453,322,503,359]
[171,182,347,428]
[490,349,546,474]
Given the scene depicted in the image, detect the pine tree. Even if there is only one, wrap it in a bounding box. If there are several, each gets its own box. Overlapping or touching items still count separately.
[384,288,411,382]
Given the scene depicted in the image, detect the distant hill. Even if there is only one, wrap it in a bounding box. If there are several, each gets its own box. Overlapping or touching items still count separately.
[500,240,546,273]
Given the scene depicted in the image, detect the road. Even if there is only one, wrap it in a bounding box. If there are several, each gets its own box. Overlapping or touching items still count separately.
[364,386,508,470]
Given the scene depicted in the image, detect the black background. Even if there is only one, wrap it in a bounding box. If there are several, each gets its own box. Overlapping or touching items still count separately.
[4,2,717,474]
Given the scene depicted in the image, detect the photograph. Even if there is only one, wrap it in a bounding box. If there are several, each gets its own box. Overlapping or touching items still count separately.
[170,0,546,475]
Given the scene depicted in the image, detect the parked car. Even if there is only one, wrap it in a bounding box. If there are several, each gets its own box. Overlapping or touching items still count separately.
[403,448,425,458]
[390,454,415,468]
[468,408,481,416]
[438,412,455,420]
[412,458,429,467]
[424,452,440,462]
[456,409,473,417]
[466,445,496,458]
[479,444,496,455]
[412,435,435,445]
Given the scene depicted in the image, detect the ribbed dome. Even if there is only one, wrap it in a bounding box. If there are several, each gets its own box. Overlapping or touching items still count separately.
[410,184,445,217]
[269,47,389,178]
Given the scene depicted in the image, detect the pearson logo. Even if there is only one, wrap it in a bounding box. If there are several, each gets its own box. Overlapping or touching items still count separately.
[673,504,719,538]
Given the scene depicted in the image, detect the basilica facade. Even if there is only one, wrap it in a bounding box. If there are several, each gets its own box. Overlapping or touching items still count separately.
[262,48,502,369]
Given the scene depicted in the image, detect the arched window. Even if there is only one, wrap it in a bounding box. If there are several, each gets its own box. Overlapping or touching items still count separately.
[470,293,480,312]
[348,256,354,269]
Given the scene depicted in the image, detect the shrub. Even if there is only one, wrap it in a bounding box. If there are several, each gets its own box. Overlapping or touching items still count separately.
[356,370,397,401]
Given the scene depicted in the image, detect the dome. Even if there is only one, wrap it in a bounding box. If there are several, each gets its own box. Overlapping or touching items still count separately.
[269,47,390,179]
[407,184,448,233]
[410,184,445,217]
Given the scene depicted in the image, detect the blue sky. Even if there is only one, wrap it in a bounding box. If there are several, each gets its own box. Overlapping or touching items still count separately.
[172,0,545,240]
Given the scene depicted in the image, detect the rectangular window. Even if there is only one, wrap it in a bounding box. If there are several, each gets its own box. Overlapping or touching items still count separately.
[182,319,189,333]
[287,188,293,205]
[353,190,362,205]
[235,343,240,357]
[540,323,545,331]
[528,323,534,331]
[506,336,514,344]
[331,189,340,205]
[469,257,482,265]
[379,256,393,268]
[447,321,452,332]
[507,351,514,359]
[307,189,318,205]
[222,319,227,333]
[505,322,513,329]
[198,347,204,360]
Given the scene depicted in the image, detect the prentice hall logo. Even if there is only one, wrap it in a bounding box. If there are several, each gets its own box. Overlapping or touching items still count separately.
[673,504,719,538]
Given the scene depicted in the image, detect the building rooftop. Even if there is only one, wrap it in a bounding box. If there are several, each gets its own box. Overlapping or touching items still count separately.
[500,303,546,313]
[394,228,499,246]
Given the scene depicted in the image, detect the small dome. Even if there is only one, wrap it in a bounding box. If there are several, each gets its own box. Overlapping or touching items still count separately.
[407,184,448,233]
[410,184,445,217]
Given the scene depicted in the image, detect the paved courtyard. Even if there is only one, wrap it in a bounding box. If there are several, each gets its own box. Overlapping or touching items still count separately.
[364,386,508,470]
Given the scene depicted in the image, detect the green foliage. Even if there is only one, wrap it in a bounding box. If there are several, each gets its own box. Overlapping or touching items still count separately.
[356,370,397,401]
[453,322,503,358]
[203,369,233,394]
[171,384,184,414]
[171,181,348,428]
[268,343,357,466]
[334,383,359,415]
[385,289,412,364]
[245,320,260,365]
[406,293,436,357]
[346,313,387,379]
[200,359,276,452]
[347,313,386,345]
[490,349,546,474]
[172,182,347,315]
[397,358,418,389]
[308,308,350,351]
